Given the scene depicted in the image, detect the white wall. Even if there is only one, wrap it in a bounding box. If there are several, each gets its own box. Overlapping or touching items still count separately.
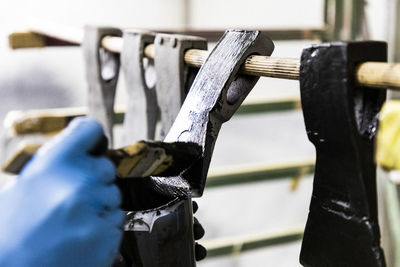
[189,0,324,29]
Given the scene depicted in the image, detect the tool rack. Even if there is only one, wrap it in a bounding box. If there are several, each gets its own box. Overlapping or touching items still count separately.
[3,0,400,266]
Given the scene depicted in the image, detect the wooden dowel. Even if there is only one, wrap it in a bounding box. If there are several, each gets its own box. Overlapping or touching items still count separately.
[5,98,300,136]
[241,55,299,80]
[8,28,400,89]
[356,62,400,89]
[182,48,207,67]
[143,45,300,80]
[102,36,123,53]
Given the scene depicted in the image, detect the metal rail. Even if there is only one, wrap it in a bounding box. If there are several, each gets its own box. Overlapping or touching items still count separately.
[9,28,325,46]
[203,227,304,258]
[4,98,301,136]
[8,25,400,89]
[206,159,314,188]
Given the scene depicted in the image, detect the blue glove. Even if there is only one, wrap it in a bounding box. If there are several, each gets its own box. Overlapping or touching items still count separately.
[0,117,124,267]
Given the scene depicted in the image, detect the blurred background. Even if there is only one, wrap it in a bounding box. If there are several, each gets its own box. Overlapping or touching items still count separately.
[0,0,397,266]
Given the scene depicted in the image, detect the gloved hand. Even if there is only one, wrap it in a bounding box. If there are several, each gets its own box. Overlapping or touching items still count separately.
[0,117,124,267]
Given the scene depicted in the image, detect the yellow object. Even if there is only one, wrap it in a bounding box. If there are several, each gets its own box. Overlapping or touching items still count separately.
[9,32,46,49]
[116,142,147,177]
[377,100,400,171]
[289,165,309,192]
[2,144,41,174]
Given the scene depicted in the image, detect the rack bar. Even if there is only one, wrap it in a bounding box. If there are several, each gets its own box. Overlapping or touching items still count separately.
[8,25,398,89]
[203,227,304,258]
[206,159,314,188]
[4,98,301,136]
[9,27,325,48]
[177,29,326,41]
[356,62,400,89]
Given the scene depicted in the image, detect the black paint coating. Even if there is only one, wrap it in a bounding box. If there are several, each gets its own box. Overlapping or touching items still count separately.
[158,29,275,197]
[299,42,387,267]
[119,197,195,267]
[116,30,274,267]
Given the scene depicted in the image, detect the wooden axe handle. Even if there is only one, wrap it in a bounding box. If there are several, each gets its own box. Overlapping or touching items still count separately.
[2,141,201,178]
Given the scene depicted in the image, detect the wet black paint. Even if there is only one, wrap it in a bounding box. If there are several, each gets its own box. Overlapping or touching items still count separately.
[299,41,387,267]
[115,30,274,267]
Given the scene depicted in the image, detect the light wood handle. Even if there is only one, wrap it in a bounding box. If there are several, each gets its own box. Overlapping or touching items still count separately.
[8,28,399,89]
[356,62,400,89]
[3,141,201,177]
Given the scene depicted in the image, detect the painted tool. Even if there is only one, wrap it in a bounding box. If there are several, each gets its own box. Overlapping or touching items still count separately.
[299,41,387,267]
[116,30,274,267]
[154,33,207,139]
[83,26,121,147]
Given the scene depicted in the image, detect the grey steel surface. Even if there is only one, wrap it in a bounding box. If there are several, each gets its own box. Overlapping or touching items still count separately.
[121,30,158,145]
[83,26,122,147]
[154,33,207,139]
